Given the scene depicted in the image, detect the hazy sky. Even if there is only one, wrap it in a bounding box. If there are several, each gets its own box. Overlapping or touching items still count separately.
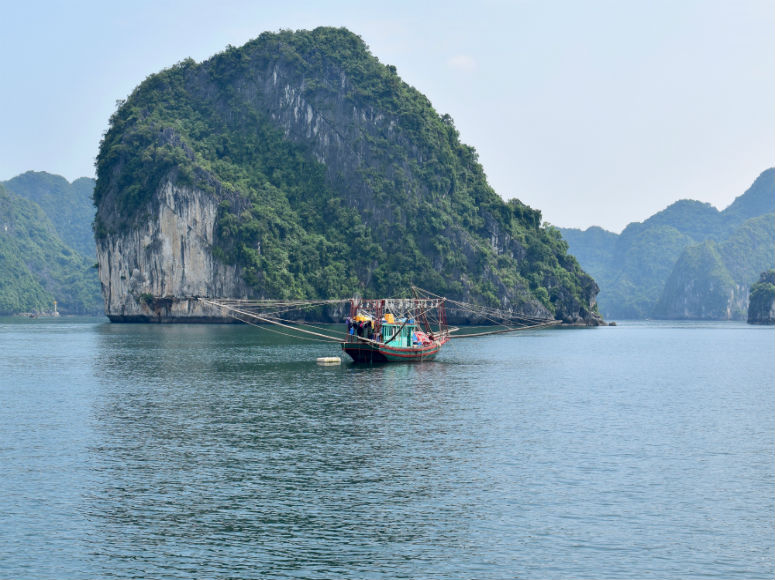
[1,0,772,232]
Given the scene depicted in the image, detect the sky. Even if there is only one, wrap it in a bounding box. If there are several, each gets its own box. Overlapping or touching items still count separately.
[1,0,772,232]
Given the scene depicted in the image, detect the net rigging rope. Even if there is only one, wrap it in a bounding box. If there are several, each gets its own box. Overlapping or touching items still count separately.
[199,297,448,346]
[411,286,558,336]
[198,298,344,343]
[199,290,558,342]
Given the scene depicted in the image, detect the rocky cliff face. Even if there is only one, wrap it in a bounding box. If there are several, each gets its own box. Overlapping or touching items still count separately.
[97,181,249,321]
[747,296,775,324]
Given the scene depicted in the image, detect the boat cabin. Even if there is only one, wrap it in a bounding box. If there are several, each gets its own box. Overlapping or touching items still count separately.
[381,320,416,347]
[379,319,433,347]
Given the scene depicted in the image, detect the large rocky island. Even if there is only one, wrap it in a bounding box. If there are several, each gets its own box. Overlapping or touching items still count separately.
[94,27,601,324]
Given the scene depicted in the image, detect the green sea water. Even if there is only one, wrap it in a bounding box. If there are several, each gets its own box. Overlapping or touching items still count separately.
[1,318,772,578]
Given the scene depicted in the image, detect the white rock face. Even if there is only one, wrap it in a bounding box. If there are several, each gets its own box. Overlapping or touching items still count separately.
[97,181,248,321]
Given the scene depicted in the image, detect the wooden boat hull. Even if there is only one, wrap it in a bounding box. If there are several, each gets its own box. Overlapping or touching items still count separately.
[342,340,442,363]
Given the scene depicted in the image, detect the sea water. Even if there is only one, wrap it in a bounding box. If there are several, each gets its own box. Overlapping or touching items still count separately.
[0,319,772,579]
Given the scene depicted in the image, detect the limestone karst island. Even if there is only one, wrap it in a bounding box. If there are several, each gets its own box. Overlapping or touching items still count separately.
[93,27,601,325]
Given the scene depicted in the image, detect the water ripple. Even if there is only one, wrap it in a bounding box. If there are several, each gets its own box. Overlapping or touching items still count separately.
[0,319,772,578]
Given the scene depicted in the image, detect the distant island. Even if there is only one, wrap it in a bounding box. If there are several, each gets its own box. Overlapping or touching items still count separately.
[561,168,774,321]
[92,27,601,325]
[747,269,775,324]
[0,173,101,316]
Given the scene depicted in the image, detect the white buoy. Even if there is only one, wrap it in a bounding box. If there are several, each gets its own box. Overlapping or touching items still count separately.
[316,356,341,365]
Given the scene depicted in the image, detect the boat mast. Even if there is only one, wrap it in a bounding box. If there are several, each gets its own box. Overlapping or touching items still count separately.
[412,286,444,339]
[375,299,384,338]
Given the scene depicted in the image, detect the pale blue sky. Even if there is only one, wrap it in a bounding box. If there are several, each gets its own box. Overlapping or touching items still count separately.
[1,0,772,232]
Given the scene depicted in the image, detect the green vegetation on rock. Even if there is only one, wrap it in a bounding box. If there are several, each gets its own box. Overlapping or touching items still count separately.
[94,27,600,322]
[4,171,96,258]
[0,182,102,315]
[653,240,736,319]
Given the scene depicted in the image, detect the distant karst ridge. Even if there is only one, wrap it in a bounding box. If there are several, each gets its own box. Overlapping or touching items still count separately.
[0,173,101,315]
[561,168,774,320]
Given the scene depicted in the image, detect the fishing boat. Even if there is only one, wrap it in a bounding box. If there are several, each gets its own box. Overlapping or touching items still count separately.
[341,297,449,363]
[198,287,559,364]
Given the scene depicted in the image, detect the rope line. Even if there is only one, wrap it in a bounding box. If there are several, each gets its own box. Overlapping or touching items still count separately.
[198,298,344,343]
[412,286,556,327]
[448,320,561,338]
[197,291,559,341]
[229,312,345,343]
